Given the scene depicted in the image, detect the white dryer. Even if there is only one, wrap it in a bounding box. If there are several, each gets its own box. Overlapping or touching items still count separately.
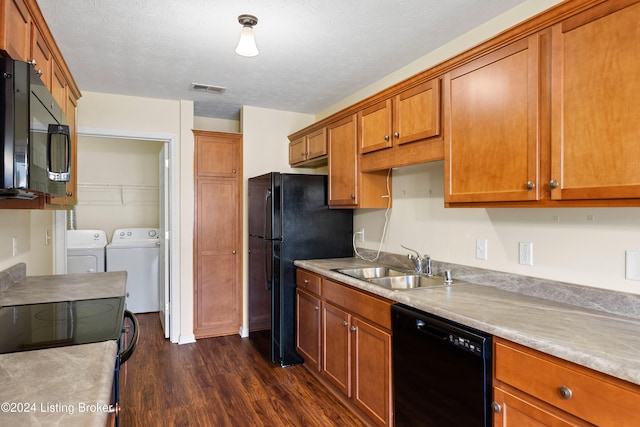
[106,228,160,313]
[67,230,107,273]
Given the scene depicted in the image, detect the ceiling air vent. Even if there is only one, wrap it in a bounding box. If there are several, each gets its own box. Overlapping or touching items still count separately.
[190,83,226,94]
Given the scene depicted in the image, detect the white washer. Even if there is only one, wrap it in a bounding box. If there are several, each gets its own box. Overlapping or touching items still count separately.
[106,228,160,313]
[67,230,107,274]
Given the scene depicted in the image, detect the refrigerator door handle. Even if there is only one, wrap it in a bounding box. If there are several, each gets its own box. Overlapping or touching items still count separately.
[264,239,272,290]
[263,189,272,240]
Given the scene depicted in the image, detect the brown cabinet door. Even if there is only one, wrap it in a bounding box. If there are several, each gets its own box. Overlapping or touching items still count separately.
[322,302,351,396]
[394,79,441,146]
[493,387,581,427]
[195,179,240,336]
[296,289,322,372]
[550,0,640,200]
[359,99,393,154]
[1,0,30,61]
[444,35,540,203]
[195,131,240,178]
[306,127,327,160]
[289,136,307,165]
[328,114,358,207]
[30,24,51,89]
[352,317,392,426]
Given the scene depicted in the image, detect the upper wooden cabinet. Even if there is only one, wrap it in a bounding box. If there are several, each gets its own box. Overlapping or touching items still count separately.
[29,22,51,89]
[359,78,441,156]
[194,130,241,178]
[289,127,327,166]
[444,0,640,207]
[444,35,542,205]
[0,0,31,61]
[327,115,390,209]
[549,0,640,201]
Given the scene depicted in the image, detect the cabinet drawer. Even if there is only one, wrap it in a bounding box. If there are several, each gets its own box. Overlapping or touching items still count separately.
[495,339,640,426]
[322,279,392,330]
[296,269,322,295]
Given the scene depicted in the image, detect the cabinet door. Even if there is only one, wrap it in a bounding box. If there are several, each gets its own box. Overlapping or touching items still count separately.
[352,317,392,426]
[359,99,393,154]
[394,78,441,146]
[289,136,306,165]
[65,94,78,205]
[195,131,240,178]
[306,127,327,160]
[493,387,583,427]
[296,289,322,372]
[30,24,52,90]
[1,0,31,61]
[328,114,358,207]
[322,302,351,396]
[550,1,640,200]
[194,179,240,337]
[444,35,540,203]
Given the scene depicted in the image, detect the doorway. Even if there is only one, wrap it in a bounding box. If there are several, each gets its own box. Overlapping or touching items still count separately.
[56,129,180,342]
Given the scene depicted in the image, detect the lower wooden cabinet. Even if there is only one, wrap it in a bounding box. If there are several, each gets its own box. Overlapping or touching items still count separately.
[493,338,640,426]
[296,269,393,426]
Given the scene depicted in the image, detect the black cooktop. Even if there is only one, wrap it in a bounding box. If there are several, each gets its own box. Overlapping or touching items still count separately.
[0,297,125,354]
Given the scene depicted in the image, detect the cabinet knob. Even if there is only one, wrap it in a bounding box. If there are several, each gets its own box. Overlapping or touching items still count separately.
[549,179,559,190]
[558,385,573,400]
[350,194,356,199]
[28,59,37,67]
[350,326,357,332]
[232,250,237,254]
[304,279,309,284]
[491,402,502,413]
[393,132,400,139]
[314,306,319,311]
[384,135,390,141]
[526,181,535,190]
[342,321,348,327]
[232,169,237,173]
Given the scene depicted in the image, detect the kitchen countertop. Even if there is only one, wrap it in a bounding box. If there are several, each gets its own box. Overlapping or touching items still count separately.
[0,263,127,426]
[295,257,640,386]
[0,340,118,426]
[0,263,126,307]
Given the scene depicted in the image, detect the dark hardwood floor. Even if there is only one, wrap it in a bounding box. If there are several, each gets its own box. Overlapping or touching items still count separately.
[121,313,368,426]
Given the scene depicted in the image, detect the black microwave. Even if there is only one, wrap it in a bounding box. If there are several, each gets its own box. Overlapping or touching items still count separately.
[0,58,70,199]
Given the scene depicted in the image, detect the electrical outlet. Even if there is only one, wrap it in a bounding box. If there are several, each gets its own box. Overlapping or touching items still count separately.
[357,228,364,242]
[519,242,533,266]
[476,239,488,260]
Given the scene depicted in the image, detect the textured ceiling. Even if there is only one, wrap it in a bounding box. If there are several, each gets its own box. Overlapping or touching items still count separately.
[36,0,527,120]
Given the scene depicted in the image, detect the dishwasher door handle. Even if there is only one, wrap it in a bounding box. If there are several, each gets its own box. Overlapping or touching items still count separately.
[416,319,449,341]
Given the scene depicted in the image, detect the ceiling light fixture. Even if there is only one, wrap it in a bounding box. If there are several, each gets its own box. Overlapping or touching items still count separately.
[235,14,259,57]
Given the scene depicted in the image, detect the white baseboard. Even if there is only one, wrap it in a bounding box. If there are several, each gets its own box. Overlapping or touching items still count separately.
[178,333,196,344]
[238,326,249,338]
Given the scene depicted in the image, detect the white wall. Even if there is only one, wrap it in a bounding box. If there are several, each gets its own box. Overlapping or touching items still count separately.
[194,116,240,133]
[75,136,164,239]
[0,210,54,276]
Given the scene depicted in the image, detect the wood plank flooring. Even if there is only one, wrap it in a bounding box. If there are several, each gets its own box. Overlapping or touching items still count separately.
[121,313,368,426]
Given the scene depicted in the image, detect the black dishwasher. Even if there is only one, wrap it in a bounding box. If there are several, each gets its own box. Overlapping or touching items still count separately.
[392,304,492,427]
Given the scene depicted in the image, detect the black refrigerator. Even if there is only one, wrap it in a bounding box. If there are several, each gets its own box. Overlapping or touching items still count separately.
[248,172,353,366]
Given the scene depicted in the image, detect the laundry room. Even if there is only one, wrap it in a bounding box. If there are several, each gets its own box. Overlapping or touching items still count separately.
[66,135,166,314]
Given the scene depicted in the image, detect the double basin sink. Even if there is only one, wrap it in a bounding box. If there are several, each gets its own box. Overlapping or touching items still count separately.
[335,266,453,291]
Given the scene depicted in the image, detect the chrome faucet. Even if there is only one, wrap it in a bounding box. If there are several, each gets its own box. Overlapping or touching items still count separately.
[401,245,432,276]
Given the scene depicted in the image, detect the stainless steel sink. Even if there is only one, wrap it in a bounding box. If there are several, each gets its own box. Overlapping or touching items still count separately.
[337,267,407,280]
[368,275,450,290]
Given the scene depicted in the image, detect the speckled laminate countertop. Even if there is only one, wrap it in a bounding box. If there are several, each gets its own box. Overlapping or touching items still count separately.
[0,263,126,307]
[0,340,118,426]
[295,257,640,386]
[0,264,126,426]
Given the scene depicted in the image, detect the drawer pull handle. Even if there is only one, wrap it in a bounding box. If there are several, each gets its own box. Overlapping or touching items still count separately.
[491,402,502,413]
[559,385,573,400]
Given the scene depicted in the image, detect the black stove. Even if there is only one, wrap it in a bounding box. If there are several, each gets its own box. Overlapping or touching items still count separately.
[0,296,125,354]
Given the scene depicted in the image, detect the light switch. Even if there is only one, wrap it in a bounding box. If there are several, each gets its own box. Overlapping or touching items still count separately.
[625,250,640,281]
